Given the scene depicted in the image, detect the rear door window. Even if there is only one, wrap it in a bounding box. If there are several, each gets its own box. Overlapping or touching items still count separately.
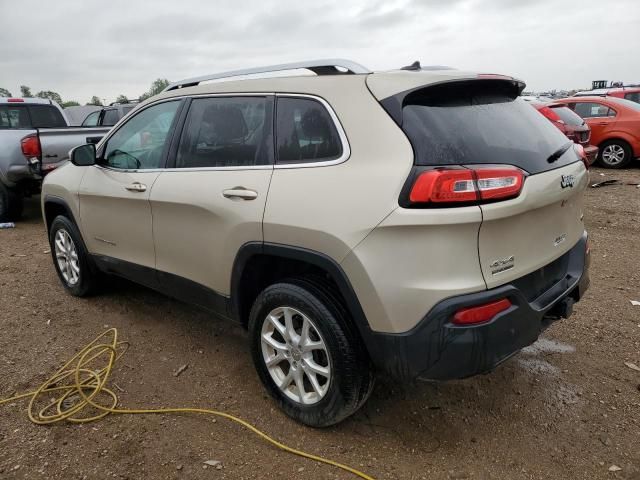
[399,81,572,174]
[275,97,342,164]
[573,102,615,118]
[176,96,272,168]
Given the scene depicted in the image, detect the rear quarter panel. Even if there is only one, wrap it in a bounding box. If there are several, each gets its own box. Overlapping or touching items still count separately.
[263,76,414,262]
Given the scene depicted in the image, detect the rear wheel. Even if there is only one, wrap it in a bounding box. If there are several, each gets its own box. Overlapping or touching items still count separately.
[249,279,374,427]
[0,183,24,222]
[49,215,99,297]
[598,140,632,168]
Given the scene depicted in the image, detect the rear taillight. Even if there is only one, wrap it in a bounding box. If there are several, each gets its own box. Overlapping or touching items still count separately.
[408,166,524,206]
[537,106,564,125]
[574,143,589,169]
[410,169,476,203]
[21,134,42,164]
[452,298,512,326]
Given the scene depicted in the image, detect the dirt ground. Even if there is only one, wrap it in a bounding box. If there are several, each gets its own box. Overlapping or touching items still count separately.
[1,166,639,480]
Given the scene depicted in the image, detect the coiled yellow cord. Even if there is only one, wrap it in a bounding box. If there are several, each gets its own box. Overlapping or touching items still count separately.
[0,328,374,480]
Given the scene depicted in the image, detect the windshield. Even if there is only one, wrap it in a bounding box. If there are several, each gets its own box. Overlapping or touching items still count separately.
[400,81,575,174]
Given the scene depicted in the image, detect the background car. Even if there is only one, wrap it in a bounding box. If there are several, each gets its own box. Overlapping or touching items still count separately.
[82,102,138,127]
[559,96,640,168]
[573,87,640,104]
[532,101,598,164]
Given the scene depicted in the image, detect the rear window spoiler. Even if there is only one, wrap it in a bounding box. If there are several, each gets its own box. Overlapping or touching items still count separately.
[379,77,526,126]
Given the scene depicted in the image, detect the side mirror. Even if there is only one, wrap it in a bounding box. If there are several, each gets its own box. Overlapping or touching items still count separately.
[70,143,96,167]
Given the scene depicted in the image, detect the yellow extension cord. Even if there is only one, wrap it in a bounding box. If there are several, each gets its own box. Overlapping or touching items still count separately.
[0,328,374,480]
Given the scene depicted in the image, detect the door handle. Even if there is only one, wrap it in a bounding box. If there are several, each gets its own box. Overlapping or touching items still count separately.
[223,187,258,200]
[125,182,147,192]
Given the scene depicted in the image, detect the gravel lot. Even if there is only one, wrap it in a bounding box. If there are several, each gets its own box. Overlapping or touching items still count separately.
[1,166,639,480]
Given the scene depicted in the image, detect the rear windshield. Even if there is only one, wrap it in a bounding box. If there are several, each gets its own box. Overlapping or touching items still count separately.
[400,81,575,174]
[607,96,640,112]
[551,106,585,126]
[0,104,66,129]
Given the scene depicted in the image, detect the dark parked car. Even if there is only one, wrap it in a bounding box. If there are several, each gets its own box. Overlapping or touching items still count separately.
[82,102,138,127]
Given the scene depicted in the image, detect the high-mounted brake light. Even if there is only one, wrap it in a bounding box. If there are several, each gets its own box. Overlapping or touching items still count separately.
[453,298,512,326]
[21,134,42,163]
[7,98,25,102]
[409,167,524,205]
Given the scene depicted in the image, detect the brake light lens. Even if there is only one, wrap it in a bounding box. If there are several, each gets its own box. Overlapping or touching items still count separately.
[574,143,589,169]
[7,98,24,103]
[410,169,476,203]
[453,298,512,326]
[409,167,524,205]
[475,168,524,200]
[21,134,42,162]
[537,106,564,124]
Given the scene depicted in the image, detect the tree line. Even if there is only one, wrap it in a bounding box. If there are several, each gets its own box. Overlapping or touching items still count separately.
[0,79,170,107]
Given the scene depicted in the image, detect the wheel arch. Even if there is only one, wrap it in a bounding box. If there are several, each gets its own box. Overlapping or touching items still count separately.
[598,135,633,150]
[231,242,375,351]
[43,195,78,233]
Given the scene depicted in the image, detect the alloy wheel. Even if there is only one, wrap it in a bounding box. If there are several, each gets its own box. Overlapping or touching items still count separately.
[54,229,80,286]
[260,306,331,405]
[602,144,626,166]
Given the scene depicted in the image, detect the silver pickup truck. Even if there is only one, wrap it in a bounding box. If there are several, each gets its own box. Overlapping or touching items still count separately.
[0,98,111,221]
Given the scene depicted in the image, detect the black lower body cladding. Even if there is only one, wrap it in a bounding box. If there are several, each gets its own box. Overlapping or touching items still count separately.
[367,233,590,381]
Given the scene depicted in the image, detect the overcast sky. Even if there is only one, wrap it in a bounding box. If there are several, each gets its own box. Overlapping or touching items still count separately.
[1,0,638,104]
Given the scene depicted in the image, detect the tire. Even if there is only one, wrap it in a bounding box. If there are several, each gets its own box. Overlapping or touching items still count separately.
[49,215,99,297]
[597,140,633,168]
[0,183,23,222]
[249,279,374,427]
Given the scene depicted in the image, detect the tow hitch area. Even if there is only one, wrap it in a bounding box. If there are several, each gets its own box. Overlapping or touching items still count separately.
[547,297,575,319]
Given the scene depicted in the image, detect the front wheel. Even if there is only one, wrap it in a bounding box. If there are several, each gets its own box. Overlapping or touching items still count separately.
[249,280,374,427]
[598,140,633,168]
[49,215,99,297]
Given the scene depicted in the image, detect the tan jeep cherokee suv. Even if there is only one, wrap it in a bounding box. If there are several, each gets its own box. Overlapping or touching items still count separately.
[42,60,590,426]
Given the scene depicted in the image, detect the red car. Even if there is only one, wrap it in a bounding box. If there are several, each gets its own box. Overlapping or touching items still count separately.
[556,96,640,168]
[574,87,640,104]
[532,102,598,165]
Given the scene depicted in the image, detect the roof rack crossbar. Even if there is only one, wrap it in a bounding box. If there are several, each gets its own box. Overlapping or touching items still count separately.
[164,59,371,91]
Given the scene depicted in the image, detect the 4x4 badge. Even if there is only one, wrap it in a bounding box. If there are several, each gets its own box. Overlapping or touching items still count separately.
[560,174,575,189]
[490,255,515,275]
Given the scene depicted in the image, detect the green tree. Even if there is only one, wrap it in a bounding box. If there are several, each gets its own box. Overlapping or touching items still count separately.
[87,96,103,106]
[20,85,33,97]
[36,90,63,105]
[115,94,129,104]
[139,78,170,101]
[62,101,81,108]
[0,88,12,97]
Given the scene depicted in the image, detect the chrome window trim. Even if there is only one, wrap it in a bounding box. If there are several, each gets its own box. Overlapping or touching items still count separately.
[95,92,350,173]
[273,93,351,170]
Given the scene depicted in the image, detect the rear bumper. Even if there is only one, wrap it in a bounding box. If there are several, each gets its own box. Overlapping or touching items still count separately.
[366,233,590,381]
[583,145,598,165]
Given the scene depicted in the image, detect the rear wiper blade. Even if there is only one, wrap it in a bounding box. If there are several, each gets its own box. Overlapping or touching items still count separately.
[547,142,572,164]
